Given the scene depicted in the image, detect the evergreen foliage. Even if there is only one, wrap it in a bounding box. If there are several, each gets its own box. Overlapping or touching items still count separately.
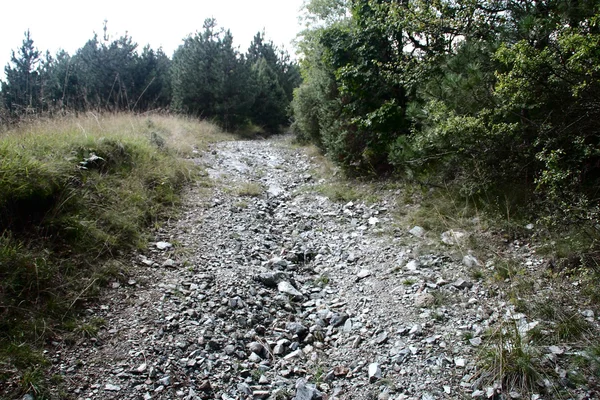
[1,28,173,116]
[2,30,43,114]
[0,20,300,133]
[170,22,300,132]
[292,0,600,229]
[251,57,289,132]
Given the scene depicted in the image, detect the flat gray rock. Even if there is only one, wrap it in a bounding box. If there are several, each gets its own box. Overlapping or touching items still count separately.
[452,278,473,289]
[155,241,172,250]
[278,281,304,300]
[368,363,382,382]
[104,383,121,391]
[357,269,372,279]
[409,226,426,237]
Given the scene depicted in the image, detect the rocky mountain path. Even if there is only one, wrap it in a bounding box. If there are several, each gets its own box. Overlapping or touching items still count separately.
[46,137,564,400]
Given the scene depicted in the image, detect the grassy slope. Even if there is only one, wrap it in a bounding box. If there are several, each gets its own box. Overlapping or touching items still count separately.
[0,113,232,397]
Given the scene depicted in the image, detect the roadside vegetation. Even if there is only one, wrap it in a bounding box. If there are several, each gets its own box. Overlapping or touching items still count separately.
[0,113,232,397]
[292,0,599,251]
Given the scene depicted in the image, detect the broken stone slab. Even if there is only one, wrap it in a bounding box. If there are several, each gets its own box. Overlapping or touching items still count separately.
[133,363,147,374]
[247,342,267,357]
[284,349,305,360]
[374,331,388,345]
[253,390,270,399]
[278,281,304,301]
[273,343,286,355]
[368,363,382,382]
[405,260,420,271]
[330,312,349,327]
[155,241,172,250]
[104,383,121,391]
[158,375,171,386]
[409,324,423,336]
[452,278,473,290]
[356,269,372,280]
[343,319,353,333]
[286,322,308,337]
[295,378,323,400]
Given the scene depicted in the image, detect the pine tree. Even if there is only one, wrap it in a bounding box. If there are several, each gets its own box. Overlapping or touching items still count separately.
[1,30,42,114]
[251,57,288,132]
[171,18,259,129]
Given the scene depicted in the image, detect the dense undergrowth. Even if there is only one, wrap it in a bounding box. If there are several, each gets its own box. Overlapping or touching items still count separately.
[0,113,231,396]
[292,0,600,263]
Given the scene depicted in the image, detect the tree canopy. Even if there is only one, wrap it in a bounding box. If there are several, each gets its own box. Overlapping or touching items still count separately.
[292,0,600,228]
[0,20,301,134]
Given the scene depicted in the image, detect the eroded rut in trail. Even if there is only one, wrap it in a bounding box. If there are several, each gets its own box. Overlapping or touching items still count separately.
[47,138,536,399]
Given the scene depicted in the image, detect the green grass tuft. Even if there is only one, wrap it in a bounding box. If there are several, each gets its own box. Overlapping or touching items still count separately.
[479,320,549,395]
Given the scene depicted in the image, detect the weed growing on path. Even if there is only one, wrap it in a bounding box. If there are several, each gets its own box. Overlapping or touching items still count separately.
[236,182,264,197]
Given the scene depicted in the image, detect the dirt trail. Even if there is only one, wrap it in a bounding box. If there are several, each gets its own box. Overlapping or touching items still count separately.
[45,137,542,399]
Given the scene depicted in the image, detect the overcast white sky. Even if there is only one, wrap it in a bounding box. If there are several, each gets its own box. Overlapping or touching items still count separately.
[0,0,306,75]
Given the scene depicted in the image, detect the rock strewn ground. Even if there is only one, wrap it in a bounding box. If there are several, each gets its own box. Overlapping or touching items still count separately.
[45,137,598,400]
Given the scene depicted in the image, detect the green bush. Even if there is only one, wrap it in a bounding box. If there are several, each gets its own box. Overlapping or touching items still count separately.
[294,1,600,236]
